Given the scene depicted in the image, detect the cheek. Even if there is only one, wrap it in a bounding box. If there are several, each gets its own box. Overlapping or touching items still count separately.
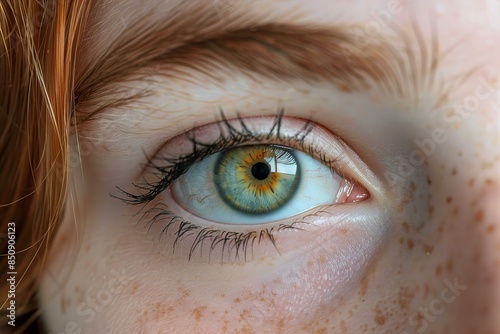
[39,205,389,333]
[378,138,500,332]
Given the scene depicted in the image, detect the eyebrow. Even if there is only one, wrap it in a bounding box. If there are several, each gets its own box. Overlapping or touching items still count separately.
[74,3,427,121]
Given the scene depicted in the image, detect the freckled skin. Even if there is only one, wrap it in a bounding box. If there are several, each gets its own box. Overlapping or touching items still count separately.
[39,0,500,333]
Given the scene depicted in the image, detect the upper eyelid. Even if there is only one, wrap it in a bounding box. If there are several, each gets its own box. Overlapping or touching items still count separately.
[114,113,377,207]
[114,112,314,204]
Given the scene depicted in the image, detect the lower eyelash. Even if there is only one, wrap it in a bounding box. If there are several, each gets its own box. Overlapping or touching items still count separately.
[137,203,314,262]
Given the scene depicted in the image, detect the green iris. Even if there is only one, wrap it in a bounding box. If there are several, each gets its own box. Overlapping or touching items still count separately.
[214,145,301,214]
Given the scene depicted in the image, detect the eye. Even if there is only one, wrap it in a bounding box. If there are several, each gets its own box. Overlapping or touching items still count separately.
[171,144,362,224]
[115,111,371,261]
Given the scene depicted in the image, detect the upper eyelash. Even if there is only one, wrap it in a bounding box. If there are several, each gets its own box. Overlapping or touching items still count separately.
[113,107,315,205]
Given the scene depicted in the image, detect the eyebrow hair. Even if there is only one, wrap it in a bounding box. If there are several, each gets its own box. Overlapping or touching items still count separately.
[74,3,437,122]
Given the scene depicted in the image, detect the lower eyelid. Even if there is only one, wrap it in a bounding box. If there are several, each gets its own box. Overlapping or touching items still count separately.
[138,196,379,263]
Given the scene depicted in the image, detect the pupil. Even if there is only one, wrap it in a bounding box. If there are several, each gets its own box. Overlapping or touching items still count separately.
[251,162,270,180]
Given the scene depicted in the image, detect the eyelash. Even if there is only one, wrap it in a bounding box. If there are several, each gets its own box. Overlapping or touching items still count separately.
[114,108,343,261]
[136,203,320,262]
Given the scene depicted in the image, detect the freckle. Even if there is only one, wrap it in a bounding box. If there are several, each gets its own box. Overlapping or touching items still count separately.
[148,302,167,321]
[475,210,484,223]
[407,239,414,250]
[423,244,434,255]
[451,168,457,176]
[402,222,409,233]
[239,309,251,323]
[129,282,139,295]
[469,178,476,186]
[399,236,405,245]
[428,206,434,217]
[415,222,424,233]
[427,176,432,185]
[452,207,459,217]
[396,285,416,310]
[192,306,208,321]
[485,178,493,185]
[487,225,496,234]
[446,196,453,204]
[438,224,443,233]
[480,306,490,317]
[435,264,442,276]
[278,318,285,330]
[446,258,454,273]
[137,309,149,325]
[374,306,386,325]
[234,298,241,303]
[60,294,71,314]
[341,320,347,333]
[413,312,425,328]
[177,286,190,298]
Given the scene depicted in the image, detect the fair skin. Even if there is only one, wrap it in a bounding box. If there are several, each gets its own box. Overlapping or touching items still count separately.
[39,0,500,333]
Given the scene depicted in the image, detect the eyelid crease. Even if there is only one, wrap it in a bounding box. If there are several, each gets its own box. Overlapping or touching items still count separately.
[146,108,313,170]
